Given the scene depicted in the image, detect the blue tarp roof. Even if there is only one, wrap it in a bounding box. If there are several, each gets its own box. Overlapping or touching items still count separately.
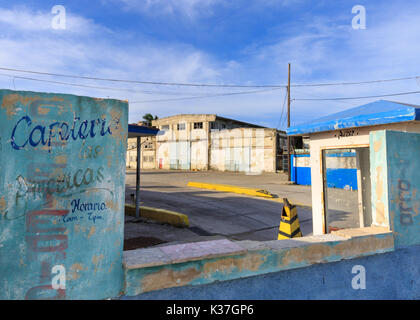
[128,124,159,138]
[287,100,420,135]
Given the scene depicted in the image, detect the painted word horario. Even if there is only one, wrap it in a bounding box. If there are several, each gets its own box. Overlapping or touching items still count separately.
[10,115,120,151]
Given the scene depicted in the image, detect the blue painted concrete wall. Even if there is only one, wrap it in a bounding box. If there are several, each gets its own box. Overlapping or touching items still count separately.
[325,168,357,190]
[120,244,420,300]
[0,89,128,299]
[291,154,357,190]
[291,155,311,185]
[380,130,420,248]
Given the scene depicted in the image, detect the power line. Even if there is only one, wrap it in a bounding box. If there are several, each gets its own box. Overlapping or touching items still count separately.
[291,86,358,107]
[291,76,420,87]
[1,66,420,88]
[276,89,288,129]
[292,90,420,101]
[0,72,296,104]
[0,73,207,95]
[281,99,288,129]
[0,67,285,88]
[2,67,420,104]
[130,87,284,104]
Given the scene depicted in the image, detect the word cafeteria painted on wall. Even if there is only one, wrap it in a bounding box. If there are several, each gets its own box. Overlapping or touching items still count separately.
[10,115,120,151]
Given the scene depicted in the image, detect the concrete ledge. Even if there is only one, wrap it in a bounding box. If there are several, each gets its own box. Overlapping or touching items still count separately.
[124,239,246,269]
[123,228,394,296]
[331,226,390,238]
[187,182,276,198]
[125,204,189,228]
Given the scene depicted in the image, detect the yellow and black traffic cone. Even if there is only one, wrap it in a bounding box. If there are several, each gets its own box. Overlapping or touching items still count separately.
[278,198,302,240]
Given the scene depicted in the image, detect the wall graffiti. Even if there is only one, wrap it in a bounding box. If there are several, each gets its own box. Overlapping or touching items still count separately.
[371,130,420,248]
[8,166,109,221]
[79,144,104,159]
[24,159,69,300]
[0,89,127,300]
[63,199,108,224]
[10,115,120,151]
[24,209,68,299]
[398,177,414,225]
[15,167,106,198]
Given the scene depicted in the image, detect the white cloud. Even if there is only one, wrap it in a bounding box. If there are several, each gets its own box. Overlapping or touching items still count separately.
[0,6,235,123]
[236,3,420,125]
[111,0,224,18]
[107,0,301,19]
[1,2,420,128]
[0,6,102,35]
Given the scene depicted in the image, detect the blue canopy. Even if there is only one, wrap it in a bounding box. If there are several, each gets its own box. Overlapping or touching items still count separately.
[128,124,159,138]
[287,100,420,136]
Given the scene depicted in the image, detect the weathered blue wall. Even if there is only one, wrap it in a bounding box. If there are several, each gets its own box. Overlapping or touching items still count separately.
[120,244,420,300]
[291,153,357,189]
[291,155,311,186]
[382,130,420,248]
[0,89,128,299]
[325,168,357,190]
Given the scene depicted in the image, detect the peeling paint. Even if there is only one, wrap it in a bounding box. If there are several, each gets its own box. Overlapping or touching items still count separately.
[69,263,85,280]
[87,226,96,239]
[141,267,202,292]
[0,89,127,300]
[124,232,394,296]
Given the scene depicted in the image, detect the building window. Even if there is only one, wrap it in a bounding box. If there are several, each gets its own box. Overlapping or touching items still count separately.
[193,122,203,129]
[161,125,169,130]
[210,122,217,129]
[143,156,154,162]
[143,142,153,149]
[177,123,186,130]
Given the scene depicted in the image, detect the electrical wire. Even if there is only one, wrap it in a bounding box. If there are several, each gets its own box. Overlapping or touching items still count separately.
[129,87,284,104]
[0,73,207,95]
[292,90,420,101]
[0,67,285,88]
[291,76,420,87]
[2,66,420,104]
[276,89,288,129]
[2,66,420,88]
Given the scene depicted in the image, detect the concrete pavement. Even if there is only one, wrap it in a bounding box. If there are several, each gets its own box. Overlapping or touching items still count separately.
[124,169,314,247]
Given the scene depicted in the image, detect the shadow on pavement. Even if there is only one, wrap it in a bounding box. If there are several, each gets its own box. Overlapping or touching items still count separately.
[124,184,314,248]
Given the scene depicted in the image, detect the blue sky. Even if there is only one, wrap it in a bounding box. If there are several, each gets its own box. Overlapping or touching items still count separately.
[0,0,420,128]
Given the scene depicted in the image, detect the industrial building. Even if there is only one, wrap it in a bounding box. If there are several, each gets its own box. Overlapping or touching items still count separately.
[126,114,287,173]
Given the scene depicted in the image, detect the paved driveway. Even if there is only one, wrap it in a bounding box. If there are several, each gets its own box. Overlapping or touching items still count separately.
[124,169,314,247]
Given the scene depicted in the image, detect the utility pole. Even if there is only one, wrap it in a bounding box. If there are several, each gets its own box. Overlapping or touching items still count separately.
[135,136,141,219]
[287,63,291,182]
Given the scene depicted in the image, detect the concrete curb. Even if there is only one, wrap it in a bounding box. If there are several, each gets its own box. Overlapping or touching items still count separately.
[187,181,310,207]
[187,181,276,198]
[125,204,189,228]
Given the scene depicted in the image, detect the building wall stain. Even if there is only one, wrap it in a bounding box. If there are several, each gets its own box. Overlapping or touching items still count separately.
[0,89,128,300]
[381,130,420,247]
[124,233,394,296]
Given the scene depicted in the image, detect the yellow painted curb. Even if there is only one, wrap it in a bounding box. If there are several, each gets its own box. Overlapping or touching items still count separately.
[187,181,275,198]
[187,182,309,207]
[125,204,189,228]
